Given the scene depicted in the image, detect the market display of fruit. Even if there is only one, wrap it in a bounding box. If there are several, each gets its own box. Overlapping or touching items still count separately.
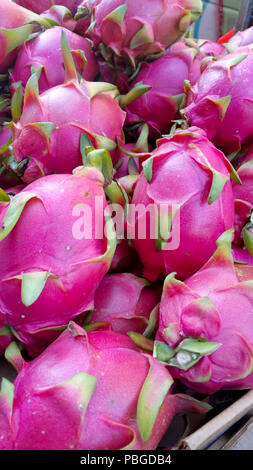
[1,0,253,451]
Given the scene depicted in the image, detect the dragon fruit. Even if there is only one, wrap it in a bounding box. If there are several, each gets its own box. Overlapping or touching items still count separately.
[130,126,235,281]
[232,245,253,266]
[91,273,161,334]
[15,1,82,15]
[0,125,12,155]
[183,46,253,155]
[0,166,116,356]
[11,26,99,94]
[89,0,203,69]
[40,5,76,31]
[155,230,253,393]
[73,0,100,35]
[231,154,253,257]
[109,238,143,275]
[0,0,52,72]
[0,322,211,450]
[98,60,129,94]
[125,42,203,138]
[195,38,225,57]
[10,32,126,183]
[228,26,253,49]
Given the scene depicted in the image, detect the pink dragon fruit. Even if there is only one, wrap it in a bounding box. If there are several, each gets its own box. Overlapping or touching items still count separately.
[15,0,82,15]
[231,152,253,257]
[40,5,76,31]
[228,26,253,48]
[0,125,12,155]
[0,166,116,356]
[0,322,211,450]
[90,273,161,334]
[0,0,52,72]
[98,60,129,94]
[11,26,99,94]
[10,32,126,183]
[195,38,225,57]
[89,0,203,69]
[232,245,253,265]
[130,126,235,281]
[183,46,253,155]
[109,238,143,275]
[155,229,253,393]
[125,42,203,138]
[73,0,100,35]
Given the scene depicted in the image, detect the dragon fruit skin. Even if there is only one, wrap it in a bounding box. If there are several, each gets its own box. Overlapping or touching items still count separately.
[0,168,116,356]
[40,6,76,31]
[15,1,82,15]
[98,61,129,94]
[232,245,253,266]
[228,26,253,48]
[125,44,203,138]
[131,127,235,281]
[183,46,253,155]
[197,38,225,57]
[155,230,253,394]
[90,0,203,68]
[73,0,101,35]
[233,159,253,206]
[11,72,125,183]
[91,273,161,334]
[109,239,143,275]
[0,322,210,450]
[0,0,53,72]
[231,156,253,256]
[11,26,99,94]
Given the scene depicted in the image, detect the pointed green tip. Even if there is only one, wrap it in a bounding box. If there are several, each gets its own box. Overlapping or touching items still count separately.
[225,54,248,69]
[21,271,51,307]
[137,356,173,442]
[208,170,229,204]
[133,123,149,153]
[105,4,128,25]
[130,23,154,50]
[1,24,34,55]
[68,321,86,337]
[142,155,154,182]
[11,85,23,123]
[24,72,39,105]
[0,188,10,202]
[5,341,25,372]
[0,377,14,407]
[163,272,178,290]
[119,82,151,108]
[61,30,78,82]
[128,332,154,353]
[74,5,90,21]
[243,224,253,257]
[216,229,234,250]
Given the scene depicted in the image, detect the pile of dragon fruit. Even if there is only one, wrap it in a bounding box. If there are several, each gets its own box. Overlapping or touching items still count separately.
[1,0,253,451]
